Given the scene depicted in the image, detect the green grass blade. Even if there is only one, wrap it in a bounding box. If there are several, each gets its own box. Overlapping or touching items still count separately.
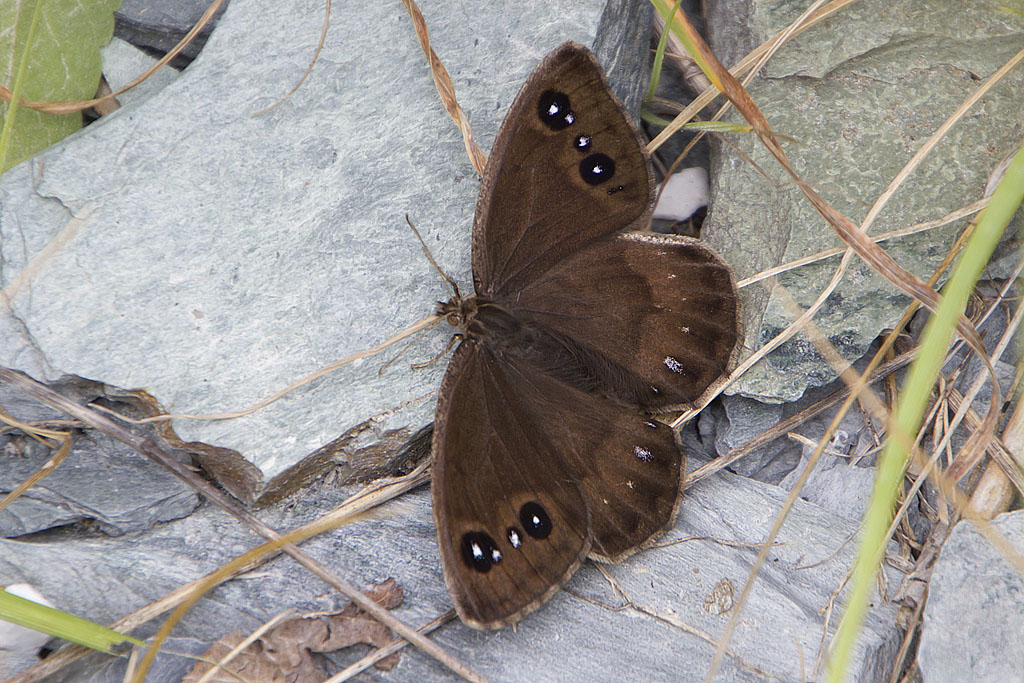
[649,0,719,90]
[828,141,1024,681]
[645,0,684,105]
[0,586,146,654]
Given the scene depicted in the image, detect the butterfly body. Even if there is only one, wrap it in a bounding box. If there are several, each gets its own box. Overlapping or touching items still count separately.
[431,42,740,629]
[440,292,703,409]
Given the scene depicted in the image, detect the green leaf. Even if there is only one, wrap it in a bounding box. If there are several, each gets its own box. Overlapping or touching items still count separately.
[0,0,122,172]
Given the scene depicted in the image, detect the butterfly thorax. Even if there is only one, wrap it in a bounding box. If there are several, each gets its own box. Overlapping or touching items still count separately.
[437,294,520,342]
[439,294,561,361]
[439,294,665,408]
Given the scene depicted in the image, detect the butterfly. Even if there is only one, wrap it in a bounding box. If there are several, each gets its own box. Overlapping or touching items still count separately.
[430,41,740,629]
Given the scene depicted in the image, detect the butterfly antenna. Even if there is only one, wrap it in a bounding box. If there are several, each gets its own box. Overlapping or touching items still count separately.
[406,214,461,300]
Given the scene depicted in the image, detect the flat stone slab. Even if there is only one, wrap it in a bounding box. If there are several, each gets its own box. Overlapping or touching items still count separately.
[919,511,1024,683]
[0,378,199,538]
[705,0,1024,401]
[0,467,902,681]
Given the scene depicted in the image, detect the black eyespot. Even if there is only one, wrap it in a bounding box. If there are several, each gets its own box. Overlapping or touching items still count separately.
[519,502,552,540]
[461,531,500,573]
[607,185,625,195]
[538,90,575,130]
[573,134,592,151]
[579,153,615,185]
[507,527,523,548]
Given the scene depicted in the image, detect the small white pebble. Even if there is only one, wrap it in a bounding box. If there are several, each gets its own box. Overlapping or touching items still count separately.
[653,167,709,221]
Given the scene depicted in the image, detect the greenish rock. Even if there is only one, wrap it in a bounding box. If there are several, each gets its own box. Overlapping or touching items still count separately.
[704,0,1024,401]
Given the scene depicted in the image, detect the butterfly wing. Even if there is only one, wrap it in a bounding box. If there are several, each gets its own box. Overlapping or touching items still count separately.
[496,353,684,563]
[432,342,590,629]
[472,41,655,297]
[434,40,740,630]
[432,342,682,628]
[513,231,741,412]
[470,41,739,411]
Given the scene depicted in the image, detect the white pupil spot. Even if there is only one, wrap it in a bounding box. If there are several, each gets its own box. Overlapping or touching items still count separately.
[664,356,684,374]
[592,163,604,175]
[548,103,560,116]
[634,445,653,462]
[531,515,541,526]
[564,112,575,124]
[579,135,590,146]
[509,530,521,548]
[491,549,502,563]
[471,542,484,559]
[681,326,690,333]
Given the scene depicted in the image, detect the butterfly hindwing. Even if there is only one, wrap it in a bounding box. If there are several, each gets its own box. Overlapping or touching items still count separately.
[512,231,741,412]
[499,354,684,562]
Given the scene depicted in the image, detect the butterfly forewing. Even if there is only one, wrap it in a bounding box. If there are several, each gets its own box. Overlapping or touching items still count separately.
[432,343,591,629]
[472,43,655,296]
[433,342,682,627]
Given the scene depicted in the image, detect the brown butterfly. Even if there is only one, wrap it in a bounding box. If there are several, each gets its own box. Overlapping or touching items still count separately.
[431,41,740,629]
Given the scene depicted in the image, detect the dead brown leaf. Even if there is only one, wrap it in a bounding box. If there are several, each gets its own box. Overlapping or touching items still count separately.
[183,578,404,682]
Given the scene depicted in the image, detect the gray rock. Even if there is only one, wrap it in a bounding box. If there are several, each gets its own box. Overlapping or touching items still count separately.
[700,353,899,523]
[919,511,1024,682]
[704,0,1024,401]
[0,381,198,538]
[707,395,787,477]
[985,207,1022,280]
[0,0,622,500]
[101,38,181,108]
[0,468,903,681]
[0,428,199,537]
[772,377,882,521]
[778,440,878,524]
[114,0,228,62]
